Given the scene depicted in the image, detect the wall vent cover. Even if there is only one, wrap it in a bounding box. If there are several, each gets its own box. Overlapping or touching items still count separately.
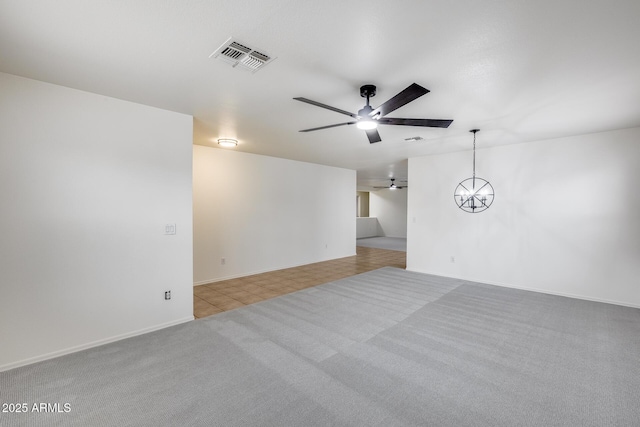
[210,37,275,73]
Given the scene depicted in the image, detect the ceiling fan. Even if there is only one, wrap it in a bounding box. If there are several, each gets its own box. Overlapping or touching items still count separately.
[374,178,406,189]
[294,83,453,143]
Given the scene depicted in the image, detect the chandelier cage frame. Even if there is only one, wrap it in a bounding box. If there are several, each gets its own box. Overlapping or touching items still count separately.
[454,129,495,213]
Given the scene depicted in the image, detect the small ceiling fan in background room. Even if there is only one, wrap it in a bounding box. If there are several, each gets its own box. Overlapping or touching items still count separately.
[294,83,453,143]
[374,178,406,190]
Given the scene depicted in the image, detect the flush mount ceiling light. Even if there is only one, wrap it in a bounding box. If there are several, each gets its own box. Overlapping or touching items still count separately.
[217,138,238,148]
[454,129,495,213]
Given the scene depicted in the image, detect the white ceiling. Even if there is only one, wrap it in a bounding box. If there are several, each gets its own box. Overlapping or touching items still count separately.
[2,0,639,189]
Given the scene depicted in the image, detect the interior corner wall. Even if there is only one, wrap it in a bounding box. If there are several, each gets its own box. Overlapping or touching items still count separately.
[193,145,356,284]
[407,127,640,308]
[357,191,370,217]
[369,189,408,238]
[0,72,194,371]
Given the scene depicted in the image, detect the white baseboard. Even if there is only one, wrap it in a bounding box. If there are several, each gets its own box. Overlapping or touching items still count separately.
[405,268,640,310]
[193,253,358,286]
[0,316,194,373]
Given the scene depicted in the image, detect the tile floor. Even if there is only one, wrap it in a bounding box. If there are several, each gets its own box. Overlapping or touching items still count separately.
[193,246,406,319]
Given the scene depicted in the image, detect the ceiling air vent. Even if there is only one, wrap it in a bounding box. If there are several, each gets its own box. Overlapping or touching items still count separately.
[210,37,275,73]
[404,136,424,141]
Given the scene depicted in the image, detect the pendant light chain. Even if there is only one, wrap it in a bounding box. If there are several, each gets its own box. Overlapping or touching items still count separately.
[472,129,478,188]
[472,130,476,178]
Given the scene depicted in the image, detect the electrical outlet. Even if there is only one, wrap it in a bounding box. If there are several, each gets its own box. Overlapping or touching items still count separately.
[450,256,455,263]
[221,258,226,265]
[165,291,171,300]
[164,224,176,235]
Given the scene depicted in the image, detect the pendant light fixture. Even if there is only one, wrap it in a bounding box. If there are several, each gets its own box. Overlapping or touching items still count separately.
[454,129,494,213]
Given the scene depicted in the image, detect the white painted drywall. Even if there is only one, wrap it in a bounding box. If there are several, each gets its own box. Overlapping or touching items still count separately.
[356,217,379,238]
[370,189,408,238]
[0,73,193,371]
[407,127,640,308]
[193,145,356,284]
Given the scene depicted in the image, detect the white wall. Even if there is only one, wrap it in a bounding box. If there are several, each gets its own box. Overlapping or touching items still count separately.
[407,127,640,308]
[370,189,408,238]
[193,145,355,284]
[0,73,194,371]
[356,217,379,238]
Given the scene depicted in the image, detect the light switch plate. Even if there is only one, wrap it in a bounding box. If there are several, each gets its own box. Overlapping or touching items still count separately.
[164,224,176,235]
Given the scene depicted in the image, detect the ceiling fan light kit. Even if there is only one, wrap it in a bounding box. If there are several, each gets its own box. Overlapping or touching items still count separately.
[454,130,495,213]
[356,118,378,130]
[294,83,453,143]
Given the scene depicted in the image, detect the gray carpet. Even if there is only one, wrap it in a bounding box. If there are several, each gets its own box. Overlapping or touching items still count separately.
[2,268,639,426]
[356,237,407,252]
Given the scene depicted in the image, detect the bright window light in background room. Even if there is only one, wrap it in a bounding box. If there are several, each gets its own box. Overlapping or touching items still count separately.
[217,138,238,148]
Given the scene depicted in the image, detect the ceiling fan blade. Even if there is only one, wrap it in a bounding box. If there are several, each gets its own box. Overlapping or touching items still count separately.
[365,129,382,143]
[299,122,355,132]
[369,83,429,118]
[377,117,453,128]
[293,97,357,118]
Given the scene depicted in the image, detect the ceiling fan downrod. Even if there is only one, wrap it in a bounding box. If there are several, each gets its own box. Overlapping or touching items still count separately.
[358,85,376,117]
[360,85,376,105]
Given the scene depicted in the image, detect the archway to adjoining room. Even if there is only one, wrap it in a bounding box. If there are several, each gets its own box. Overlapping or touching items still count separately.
[356,188,407,252]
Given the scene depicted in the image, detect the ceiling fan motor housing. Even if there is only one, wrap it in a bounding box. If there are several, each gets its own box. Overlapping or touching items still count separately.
[357,105,374,117]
